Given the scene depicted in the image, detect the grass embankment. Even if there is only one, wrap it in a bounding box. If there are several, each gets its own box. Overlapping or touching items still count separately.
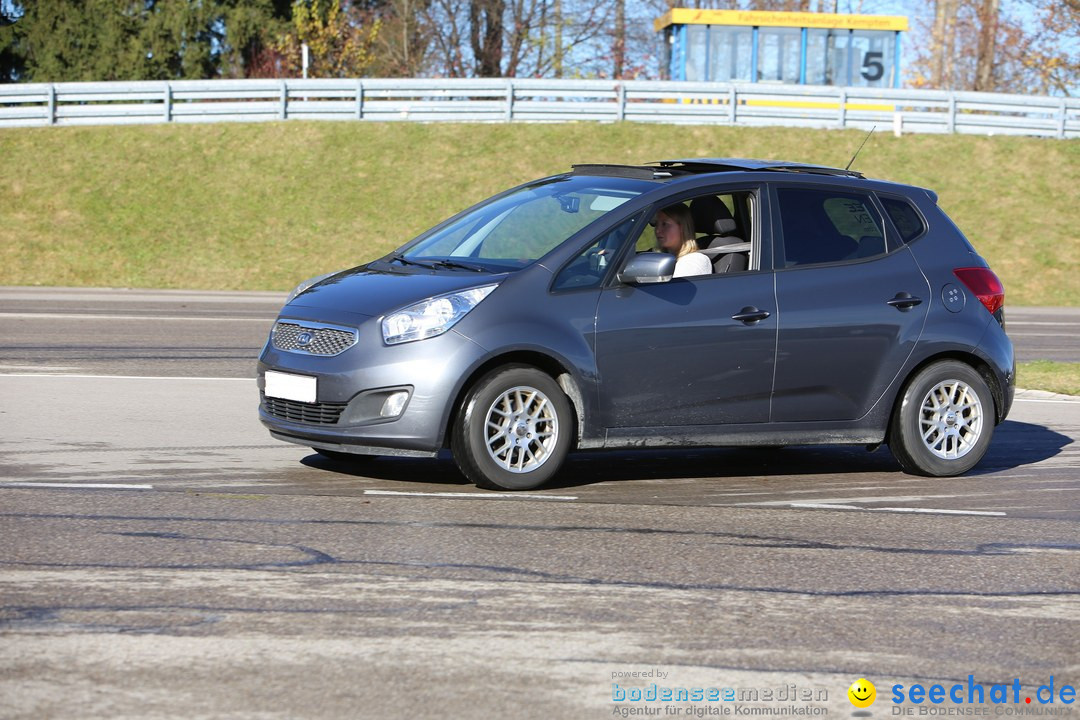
[0,122,1078,303]
[1017,361,1080,396]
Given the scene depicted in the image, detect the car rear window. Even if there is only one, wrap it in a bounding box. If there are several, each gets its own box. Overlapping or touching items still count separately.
[879,196,927,243]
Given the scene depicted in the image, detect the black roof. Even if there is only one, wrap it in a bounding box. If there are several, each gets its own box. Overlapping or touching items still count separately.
[654,158,865,179]
[570,158,865,181]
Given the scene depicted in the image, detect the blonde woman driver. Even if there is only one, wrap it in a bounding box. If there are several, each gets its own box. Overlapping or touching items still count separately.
[653,203,712,278]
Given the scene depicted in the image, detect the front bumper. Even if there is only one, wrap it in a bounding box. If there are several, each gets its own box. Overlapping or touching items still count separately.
[257,311,487,455]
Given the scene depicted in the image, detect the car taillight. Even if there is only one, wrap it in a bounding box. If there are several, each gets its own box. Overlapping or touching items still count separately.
[954,267,1004,316]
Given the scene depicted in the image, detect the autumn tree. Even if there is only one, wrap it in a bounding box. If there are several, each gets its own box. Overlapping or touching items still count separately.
[365,0,433,77]
[274,0,381,77]
[614,0,626,77]
[417,0,619,78]
[1017,0,1080,95]
[911,0,1079,95]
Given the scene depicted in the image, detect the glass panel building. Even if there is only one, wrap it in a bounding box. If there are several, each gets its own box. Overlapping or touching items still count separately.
[656,9,907,88]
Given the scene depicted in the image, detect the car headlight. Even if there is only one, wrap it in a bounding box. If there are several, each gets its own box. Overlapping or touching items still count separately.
[285,272,338,304]
[382,284,498,345]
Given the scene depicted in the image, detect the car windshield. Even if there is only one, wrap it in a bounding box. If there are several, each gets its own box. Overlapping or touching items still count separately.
[395,175,651,271]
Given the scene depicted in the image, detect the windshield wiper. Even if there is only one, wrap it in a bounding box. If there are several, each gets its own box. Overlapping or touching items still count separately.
[389,254,438,270]
[432,259,487,273]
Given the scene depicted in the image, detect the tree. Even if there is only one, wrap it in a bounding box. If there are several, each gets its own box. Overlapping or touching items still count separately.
[930,0,958,88]
[910,0,1079,95]
[0,0,289,82]
[973,0,1000,90]
[416,0,620,78]
[552,0,562,77]
[274,0,381,77]
[1,0,27,82]
[469,0,504,76]
[1018,0,1080,95]
[365,0,433,77]
[613,0,626,78]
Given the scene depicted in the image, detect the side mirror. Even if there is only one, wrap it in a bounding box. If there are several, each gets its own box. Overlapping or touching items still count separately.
[617,253,675,285]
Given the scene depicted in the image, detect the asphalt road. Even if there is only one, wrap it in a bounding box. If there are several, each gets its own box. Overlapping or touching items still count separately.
[1,287,1077,719]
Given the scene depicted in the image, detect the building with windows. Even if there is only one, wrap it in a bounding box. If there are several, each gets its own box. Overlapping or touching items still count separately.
[655,8,908,88]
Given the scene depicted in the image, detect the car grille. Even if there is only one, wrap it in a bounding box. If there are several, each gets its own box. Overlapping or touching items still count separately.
[262,395,347,425]
[272,321,357,356]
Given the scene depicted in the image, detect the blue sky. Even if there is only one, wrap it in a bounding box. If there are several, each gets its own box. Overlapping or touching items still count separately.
[0,0,21,21]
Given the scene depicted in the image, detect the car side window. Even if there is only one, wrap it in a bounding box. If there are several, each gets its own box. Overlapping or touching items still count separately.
[633,190,755,275]
[551,216,639,292]
[880,196,927,244]
[777,187,886,267]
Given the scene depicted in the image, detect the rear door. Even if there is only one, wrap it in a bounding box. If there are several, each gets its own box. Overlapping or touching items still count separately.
[769,184,930,422]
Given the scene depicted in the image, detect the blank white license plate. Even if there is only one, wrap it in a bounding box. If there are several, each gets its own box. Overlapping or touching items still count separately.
[264,370,317,403]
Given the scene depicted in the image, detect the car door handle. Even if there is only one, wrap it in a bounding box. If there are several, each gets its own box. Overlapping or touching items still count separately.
[886,293,923,310]
[731,306,771,324]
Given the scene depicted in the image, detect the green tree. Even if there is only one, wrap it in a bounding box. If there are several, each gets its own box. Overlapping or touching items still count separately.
[0,0,26,81]
[0,0,289,82]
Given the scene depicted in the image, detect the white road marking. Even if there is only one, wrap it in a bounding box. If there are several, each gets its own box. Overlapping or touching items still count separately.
[788,502,1005,516]
[0,374,253,381]
[1008,332,1080,337]
[365,490,578,501]
[738,493,970,506]
[0,482,154,490]
[1014,397,1080,404]
[872,507,1006,516]
[1007,321,1080,326]
[0,312,271,322]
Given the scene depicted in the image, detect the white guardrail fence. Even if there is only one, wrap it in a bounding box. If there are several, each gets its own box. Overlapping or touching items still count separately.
[0,78,1076,138]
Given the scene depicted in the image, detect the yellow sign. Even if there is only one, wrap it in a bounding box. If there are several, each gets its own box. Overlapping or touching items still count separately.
[654,8,908,32]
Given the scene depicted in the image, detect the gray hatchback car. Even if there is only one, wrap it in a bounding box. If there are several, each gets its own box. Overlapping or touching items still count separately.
[257,159,1014,490]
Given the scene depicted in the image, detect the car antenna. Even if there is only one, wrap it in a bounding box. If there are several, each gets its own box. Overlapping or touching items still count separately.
[845,126,876,171]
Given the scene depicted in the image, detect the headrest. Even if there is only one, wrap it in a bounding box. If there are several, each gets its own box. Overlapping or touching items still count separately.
[690,195,737,236]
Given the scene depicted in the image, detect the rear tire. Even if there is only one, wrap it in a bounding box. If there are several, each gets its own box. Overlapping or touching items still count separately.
[452,365,573,490]
[888,360,994,476]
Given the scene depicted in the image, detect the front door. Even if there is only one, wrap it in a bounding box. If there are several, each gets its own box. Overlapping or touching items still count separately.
[594,270,777,429]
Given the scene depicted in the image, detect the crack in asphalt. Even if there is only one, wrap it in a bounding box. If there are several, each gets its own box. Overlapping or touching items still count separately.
[2,511,1078,558]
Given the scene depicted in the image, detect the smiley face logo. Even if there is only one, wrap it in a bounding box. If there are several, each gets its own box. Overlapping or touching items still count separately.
[848,678,876,708]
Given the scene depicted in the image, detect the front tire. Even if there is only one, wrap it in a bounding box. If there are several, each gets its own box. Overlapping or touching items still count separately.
[888,360,994,476]
[452,365,573,490]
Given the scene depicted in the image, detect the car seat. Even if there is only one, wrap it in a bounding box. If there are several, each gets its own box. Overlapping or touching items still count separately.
[689,196,749,273]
